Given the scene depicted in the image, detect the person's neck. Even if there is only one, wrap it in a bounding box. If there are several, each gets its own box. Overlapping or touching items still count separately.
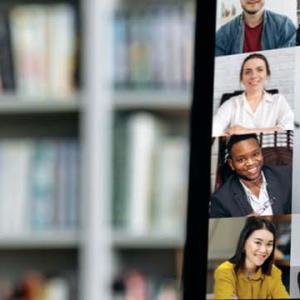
[244,258,259,276]
[245,89,264,102]
[244,266,258,278]
[244,10,264,28]
[241,173,263,191]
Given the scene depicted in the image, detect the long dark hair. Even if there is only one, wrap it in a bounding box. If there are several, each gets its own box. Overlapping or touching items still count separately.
[239,53,271,81]
[229,216,276,275]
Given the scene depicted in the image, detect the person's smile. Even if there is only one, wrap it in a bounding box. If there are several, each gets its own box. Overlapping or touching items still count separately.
[246,166,259,175]
[252,251,268,264]
[248,78,261,86]
[246,0,261,5]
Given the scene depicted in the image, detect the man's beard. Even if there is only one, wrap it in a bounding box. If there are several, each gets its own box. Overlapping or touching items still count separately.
[241,3,263,16]
[243,8,260,15]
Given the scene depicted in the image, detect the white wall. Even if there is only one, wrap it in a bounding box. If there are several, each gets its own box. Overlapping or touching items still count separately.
[208,217,245,259]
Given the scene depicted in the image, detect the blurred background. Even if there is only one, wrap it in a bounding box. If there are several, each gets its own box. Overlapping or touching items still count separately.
[0,0,195,299]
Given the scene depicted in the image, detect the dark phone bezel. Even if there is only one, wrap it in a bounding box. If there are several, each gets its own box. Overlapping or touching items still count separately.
[183,0,216,299]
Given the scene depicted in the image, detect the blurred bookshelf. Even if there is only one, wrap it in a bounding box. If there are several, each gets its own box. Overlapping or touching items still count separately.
[0,0,82,298]
[0,0,195,298]
[110,0,195,298]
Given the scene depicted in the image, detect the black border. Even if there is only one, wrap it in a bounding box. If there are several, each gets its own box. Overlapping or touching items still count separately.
[183,0,216,299]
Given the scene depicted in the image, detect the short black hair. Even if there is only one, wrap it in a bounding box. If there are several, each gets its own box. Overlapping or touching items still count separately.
[227,133,259,157]
[229,216,276,275]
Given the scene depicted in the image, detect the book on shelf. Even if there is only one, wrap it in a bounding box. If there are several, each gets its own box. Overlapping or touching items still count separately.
[0,8,15,92]
[0,271,75,300]
[113,113,189,237]
[0,3,77,98]
[0,139,32,235]
[126,113,161,235]
[113,10,129,89]
[113,113,161,235]
[44,276,69,300]
[30,140,57,231]
[46,4,77,98]
[112,270,181,300]
[0,138,80,235]
[10,5,49,97]
[113,4,195,90]
[127,10,151,89]
[64,139,80,229]
[152,136,188,235]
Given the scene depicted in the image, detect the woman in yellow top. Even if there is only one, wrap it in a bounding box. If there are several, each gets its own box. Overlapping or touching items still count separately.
[214,216,289,299]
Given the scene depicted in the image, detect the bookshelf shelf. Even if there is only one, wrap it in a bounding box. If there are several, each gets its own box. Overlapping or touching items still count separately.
[0,232,79,249]
[0,95,81,113]
[113,89,191,110]
[113,232,184,249]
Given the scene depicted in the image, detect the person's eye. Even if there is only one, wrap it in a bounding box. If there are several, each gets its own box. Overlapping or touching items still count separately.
[244,70,252,75]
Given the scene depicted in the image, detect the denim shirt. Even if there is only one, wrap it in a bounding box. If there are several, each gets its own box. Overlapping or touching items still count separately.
[215,10,297,56]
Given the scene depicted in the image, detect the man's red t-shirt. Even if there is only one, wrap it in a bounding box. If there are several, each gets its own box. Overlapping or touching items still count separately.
[243,22,263,52]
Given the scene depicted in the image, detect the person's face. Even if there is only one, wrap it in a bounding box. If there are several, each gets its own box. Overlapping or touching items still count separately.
[244,229,274,271]
[228,138,263,181]
[240,0,265,15]
[241,58,268,93]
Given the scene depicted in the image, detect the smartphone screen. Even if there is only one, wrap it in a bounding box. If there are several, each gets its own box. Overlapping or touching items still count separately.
[184,0,300,299]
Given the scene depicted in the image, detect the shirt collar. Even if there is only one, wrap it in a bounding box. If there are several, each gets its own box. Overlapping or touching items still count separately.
[239,267,265,281]
[240,171,267,194]
[263,91,274,103]
[242,90,274,104]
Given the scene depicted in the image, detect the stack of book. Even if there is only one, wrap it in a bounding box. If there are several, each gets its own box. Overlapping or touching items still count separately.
[0,138,80,234]
[113,4,195,90]
[0,4,77,98]
[113,112,189,237]
[0,271,77,300]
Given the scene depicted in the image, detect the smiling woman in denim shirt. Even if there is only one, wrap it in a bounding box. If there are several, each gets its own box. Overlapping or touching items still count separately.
[215,0,297,56]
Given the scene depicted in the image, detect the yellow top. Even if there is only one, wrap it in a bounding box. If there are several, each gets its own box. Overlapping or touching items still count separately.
[214,261,289,299]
